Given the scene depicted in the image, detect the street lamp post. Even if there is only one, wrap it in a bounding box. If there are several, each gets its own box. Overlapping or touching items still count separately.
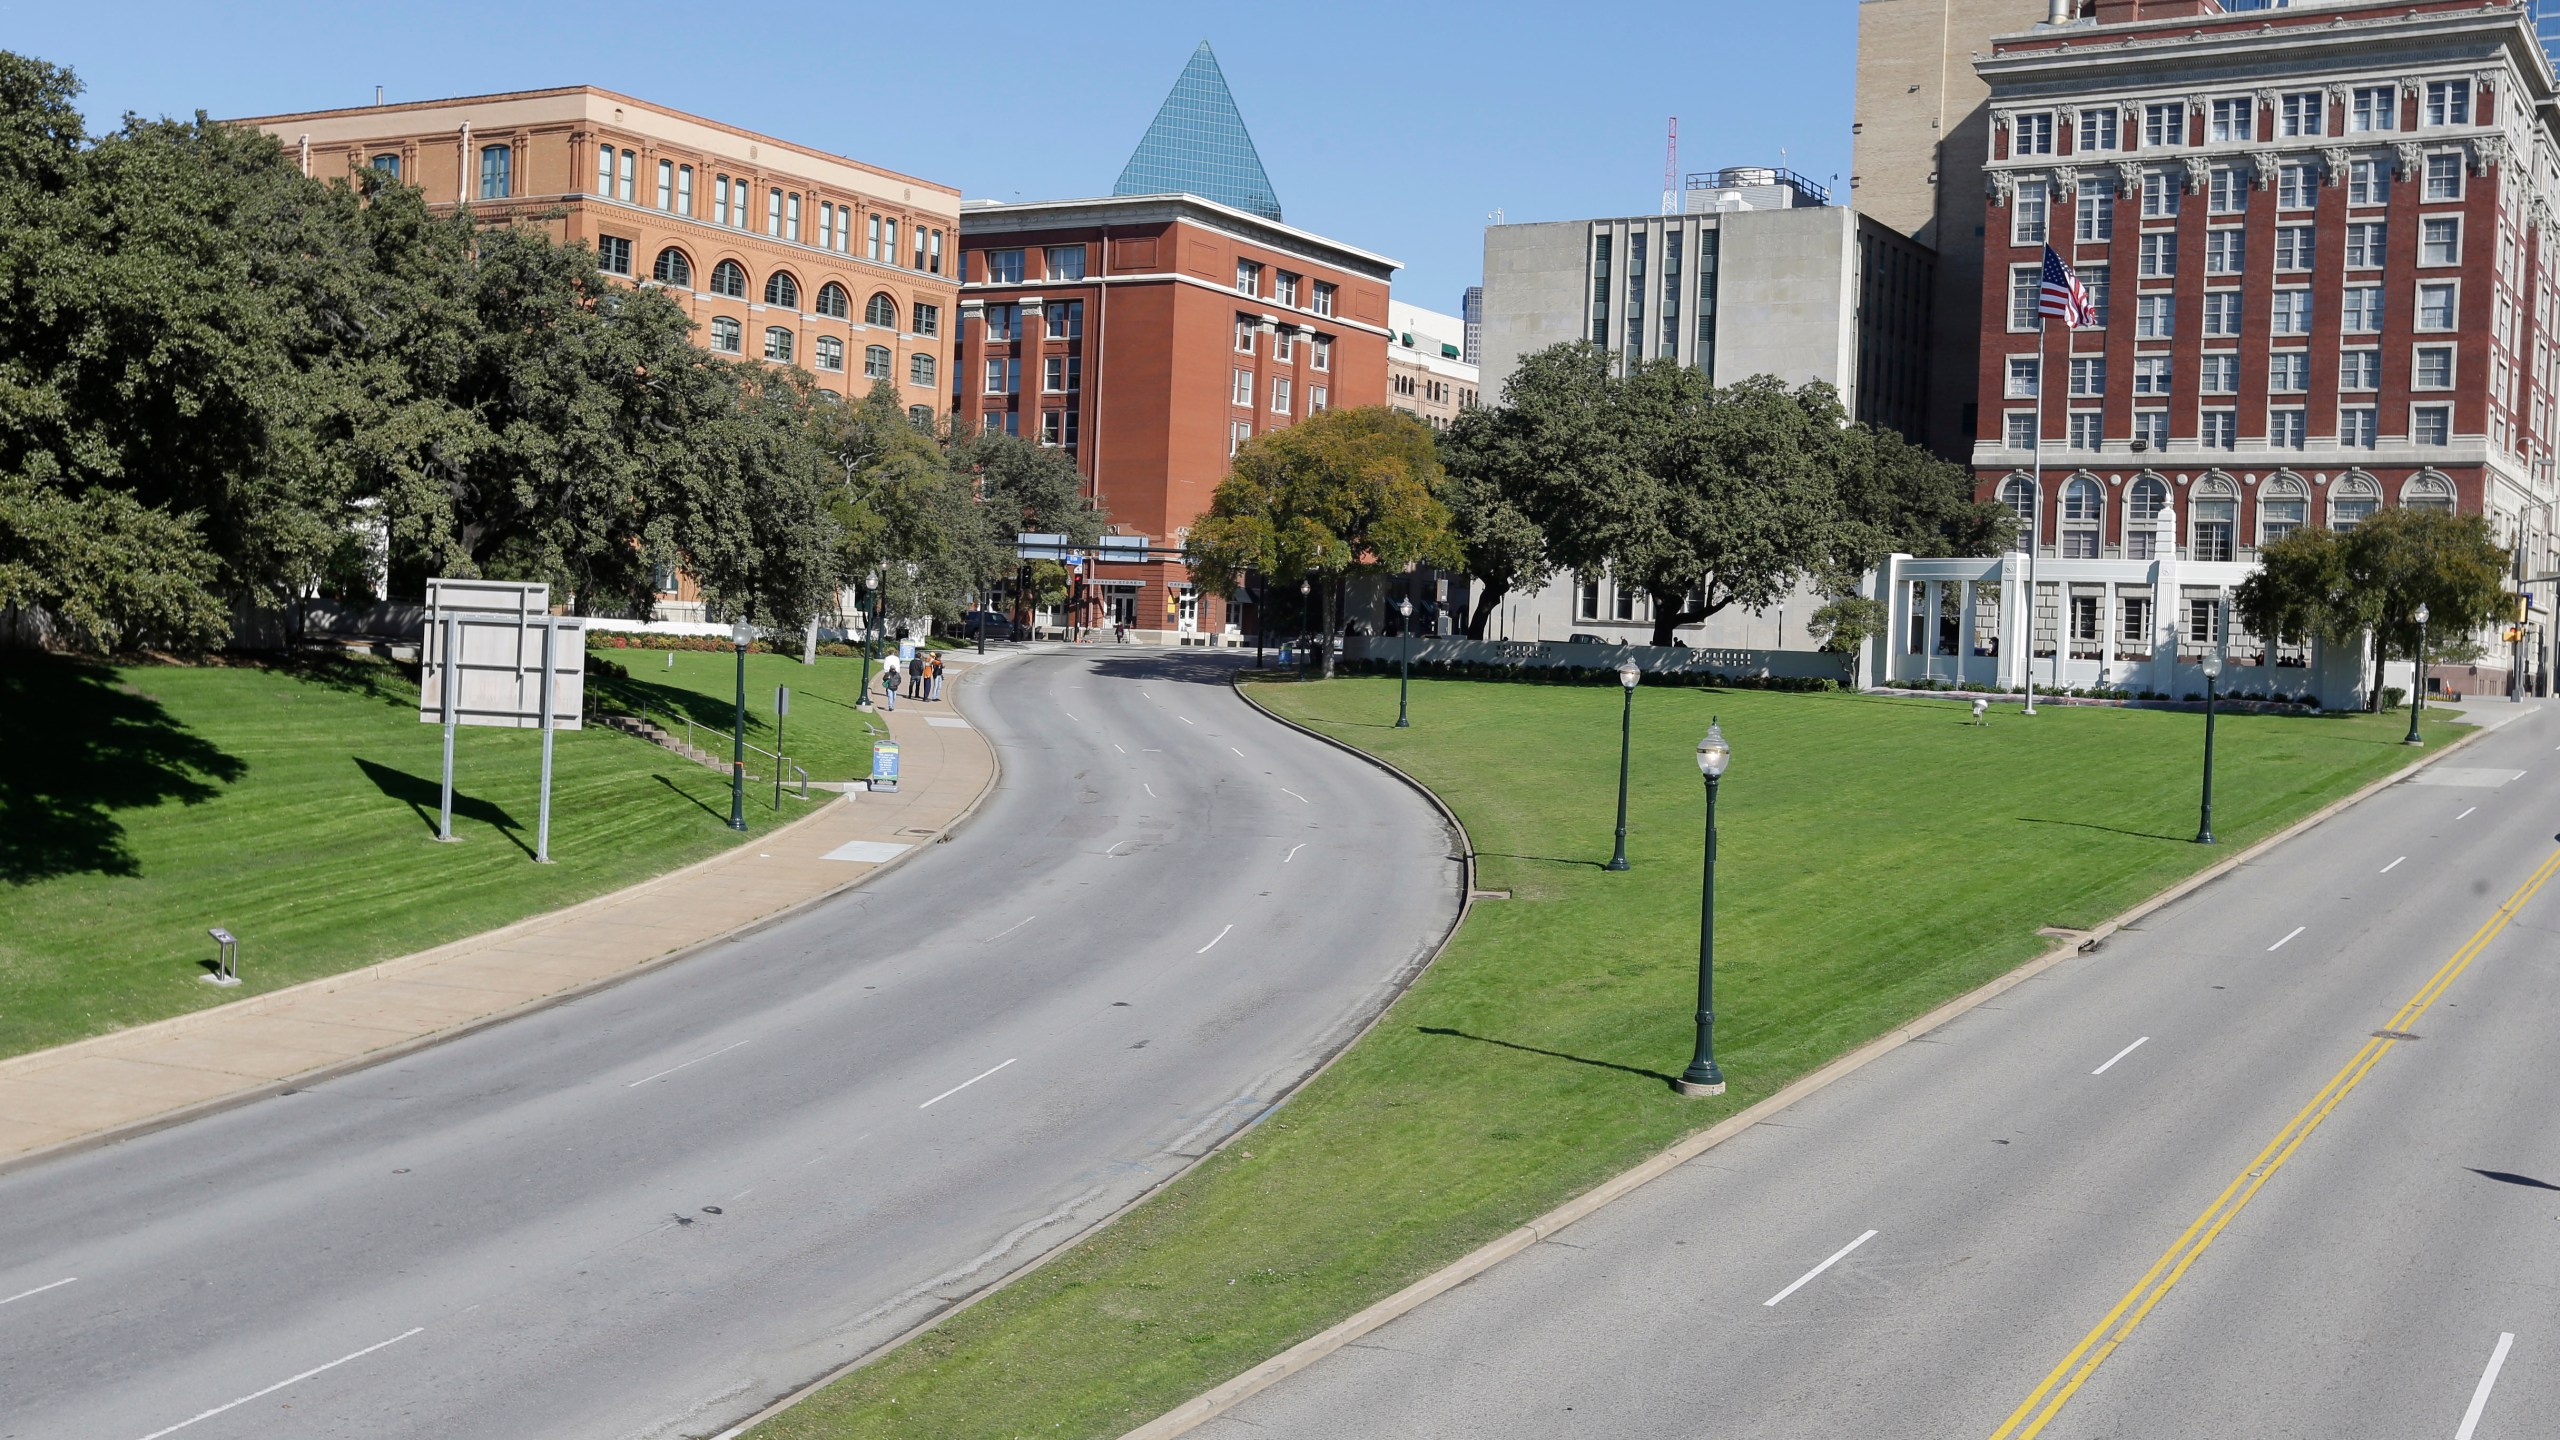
[728,618,751,832]
[1606,660,1639,872]
[1298,578,1312,670]
[2406,601,2431,745]
[1395,596,1414,727]
[1675,719,1731,1098]
[855,579,877,712]
[2195,646,2222,845]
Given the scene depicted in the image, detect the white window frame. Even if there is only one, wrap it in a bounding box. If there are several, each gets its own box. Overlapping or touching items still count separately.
[2269,289,2312,337]
[2012,111,2055,156]
[2143,102,2184,148]
[2412,343,2458,390]
[2424,79,2471,128]
[2415,279,2460,331]
[2006,356,2041,398]
[2200,352,2240,395]
[2349,85,2398,133]
[2411,404,2453,446]
[2013,178,2050,246]
[2423,150,2465,202]
[2419,215,2462,267]
[2345,221,2388,269]
[2279,91,2325,138]
[2275,224,2315,271]
[1233,368,1254,406]
[2208,97,2253,144]
[2268,352,2310,393]
[2343,285,2385,333]
[2339,348,2382,391]
[2133,356,2172,396]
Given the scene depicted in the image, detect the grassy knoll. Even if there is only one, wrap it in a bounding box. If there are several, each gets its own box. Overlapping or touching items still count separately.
[0,653,834,1060]
[752,678,2460,1440]
[587,645,886,782]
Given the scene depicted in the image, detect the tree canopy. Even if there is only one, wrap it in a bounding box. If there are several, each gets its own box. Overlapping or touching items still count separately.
[2236,508,2510,708]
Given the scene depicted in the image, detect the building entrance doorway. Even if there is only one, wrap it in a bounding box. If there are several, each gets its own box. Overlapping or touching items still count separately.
[1176,592,1199,634]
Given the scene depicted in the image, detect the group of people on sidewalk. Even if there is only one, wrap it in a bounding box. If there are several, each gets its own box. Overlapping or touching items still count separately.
[877,648,946,711]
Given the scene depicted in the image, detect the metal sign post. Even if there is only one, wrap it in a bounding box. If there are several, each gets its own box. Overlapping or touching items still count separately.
[420,581,583,859]
[438,613,459,842]
[536,619,557,863]
[773,685,790,810]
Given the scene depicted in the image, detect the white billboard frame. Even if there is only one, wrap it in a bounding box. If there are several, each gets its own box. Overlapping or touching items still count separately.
[419,579,588,862]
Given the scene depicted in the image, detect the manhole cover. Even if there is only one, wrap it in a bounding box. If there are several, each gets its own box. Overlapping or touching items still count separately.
[2372,1029,2422,1040]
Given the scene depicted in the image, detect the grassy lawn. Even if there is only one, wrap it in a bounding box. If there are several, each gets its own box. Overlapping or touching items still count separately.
[0,652,834,1061]
[751,678,2461,1440]
[586,645,885,782]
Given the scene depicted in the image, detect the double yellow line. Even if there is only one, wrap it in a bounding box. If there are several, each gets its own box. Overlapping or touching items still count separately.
[1986,843,2560,1440]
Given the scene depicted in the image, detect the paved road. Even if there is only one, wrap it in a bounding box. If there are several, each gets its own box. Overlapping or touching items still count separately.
[0,648,1459,1440]
[1216,705,2560,1440]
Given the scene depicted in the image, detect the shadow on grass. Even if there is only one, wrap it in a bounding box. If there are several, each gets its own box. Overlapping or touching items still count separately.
[1416,1026,1681,1087]
[0,655,247,883]
[274,652,416,708]
[653,773,730,824]
[591,671,771,739]
[1477,851,1613,872]
[353,757,531,857]
[2014,816,2192,844]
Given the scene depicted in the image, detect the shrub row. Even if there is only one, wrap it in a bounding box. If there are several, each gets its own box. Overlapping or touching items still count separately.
[583,632,866,659]
[1888,677,2324,708]
[1331,657,1844,693]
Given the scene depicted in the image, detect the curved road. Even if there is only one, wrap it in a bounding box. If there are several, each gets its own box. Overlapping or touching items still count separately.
[0,648,1459,1440]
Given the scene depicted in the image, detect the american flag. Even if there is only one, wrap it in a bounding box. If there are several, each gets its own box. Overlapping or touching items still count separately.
[2039,245,2096,329]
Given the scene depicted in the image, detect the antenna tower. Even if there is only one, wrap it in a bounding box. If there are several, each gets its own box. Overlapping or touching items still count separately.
[1661,117,1679,215]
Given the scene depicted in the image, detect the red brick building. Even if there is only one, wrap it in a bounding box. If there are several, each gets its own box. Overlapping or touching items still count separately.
[953,195,1397,642]
[1970,0,2559,693]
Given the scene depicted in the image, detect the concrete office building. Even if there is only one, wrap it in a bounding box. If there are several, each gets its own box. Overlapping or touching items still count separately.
[1387,300,1479,430]
[1460,285,1485,365]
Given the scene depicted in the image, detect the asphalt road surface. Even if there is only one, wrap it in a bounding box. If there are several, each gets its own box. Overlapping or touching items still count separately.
[0,647,1459,1440]
[1215,705,2560,1440]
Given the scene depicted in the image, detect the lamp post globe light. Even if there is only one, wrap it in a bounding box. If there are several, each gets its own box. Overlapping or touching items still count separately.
[1676,719,1731,1098]
[1395,595,1414,728]
[2195,645,2223,845]
[1606,661,1640,872]
[2406,602,2431,746]
[728,618,752,832]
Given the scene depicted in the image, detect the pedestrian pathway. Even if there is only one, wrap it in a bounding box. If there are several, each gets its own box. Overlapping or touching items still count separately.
[0,653,1011,1169]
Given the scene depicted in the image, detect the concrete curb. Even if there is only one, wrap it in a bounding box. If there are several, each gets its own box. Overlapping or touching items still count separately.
[1112,709,2505,1440]
[0,669,1007,1182]
[707,663,1477,1440]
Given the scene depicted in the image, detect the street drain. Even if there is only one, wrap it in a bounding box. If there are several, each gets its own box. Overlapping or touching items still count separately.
[2373,1029,2423,1040]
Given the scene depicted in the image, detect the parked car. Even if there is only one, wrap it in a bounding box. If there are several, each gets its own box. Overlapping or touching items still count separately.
[958,610,1021,641]
[1567,632,1606,645]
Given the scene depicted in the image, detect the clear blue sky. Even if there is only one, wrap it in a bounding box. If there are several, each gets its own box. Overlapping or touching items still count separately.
[16,0,1855,321]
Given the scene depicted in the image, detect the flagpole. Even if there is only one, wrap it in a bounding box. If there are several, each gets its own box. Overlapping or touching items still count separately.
[2025,312,2046,717]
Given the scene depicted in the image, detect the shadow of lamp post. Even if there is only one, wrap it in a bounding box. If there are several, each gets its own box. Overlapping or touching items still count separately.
[1675,718,1731,1097]
[1606,659,1639,872]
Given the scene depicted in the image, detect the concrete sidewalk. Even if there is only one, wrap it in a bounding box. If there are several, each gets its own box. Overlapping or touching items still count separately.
[0,655,1009,1170]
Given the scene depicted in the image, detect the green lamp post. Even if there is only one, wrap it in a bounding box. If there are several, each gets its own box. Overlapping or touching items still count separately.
[1605,660,1639,872]
[727,618,751,832]
[2195,644,2222,845]
[2405,602,2430,745]
[1675,719,1731,1097]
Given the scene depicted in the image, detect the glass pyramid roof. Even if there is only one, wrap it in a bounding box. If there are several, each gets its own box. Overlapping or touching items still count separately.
[1113,42,1282,221]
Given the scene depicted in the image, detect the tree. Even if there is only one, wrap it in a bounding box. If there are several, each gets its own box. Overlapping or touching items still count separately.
[1831,422,2012,574]
[1804,592,1886,688]
[1433,347,1620,638]
[2237,509,2508,710]
[1185,406,1459,677]
[950,432,1104,627]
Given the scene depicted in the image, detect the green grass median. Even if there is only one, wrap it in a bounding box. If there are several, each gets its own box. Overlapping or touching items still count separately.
[750,677,2456,1440]
[0,650,875,1060]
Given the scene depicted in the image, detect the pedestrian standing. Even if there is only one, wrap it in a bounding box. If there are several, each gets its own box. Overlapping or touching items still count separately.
[928,652,945,703]
[880,661,900,712]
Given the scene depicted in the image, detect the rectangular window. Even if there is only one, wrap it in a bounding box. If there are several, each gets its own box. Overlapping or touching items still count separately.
[1274,329,1295,363]
[2346,222,2388,268]
[2425,80,2471,127]
[657,159,674,210]
[2343,285,2385,332]
[1235,316,1257,353]
[2201,410,2238,450]
[2340,349,2381,390]
[2013,111,2054,155]
[2144,102,2184,148]
[763,326,793,363]
[2414,344,2456,388]
[2139,231,2179,278]
[2122,596,2155,641]
[730,183,748,229]
[477,144,511,200]
[1045,300,1083,339]
[2068,412,2103,450]
[2013,179,2049,246]
[815,336,843,372]
[912,302,939,338]
[1313,335,1332,371]
[1312,281,1336,317]
[983,358,1006,394]
[2209,97,2253,144]
[2275,225,2315,270]
[914,227,926,270]
[2341,407,2379,447]
[2141,169,2182,218]
[2137,293,2175,340]
[2351,86,2399,133]
[2076,179,2114,243]
[2133,411,2170,450]
[2276,163,2318,211]
[2203,291,2243,337]
[767,188,782,237]
[2208,166,2247,215]
[2134,356,2172,395]
[2082,265,2110,326]
[2006,412,2038,449]
[1236,258,1263,295]
[883,219,898,265]
[613,149,634,201]
[983,303,1019,341]
[2421,216,2461,265]
[2205,229,2245,275]
[2418,281,2459,329]
[2200,353,2239,393]
[1309,385,1328,413]
[2080,108,2119,152]
[597,143,613,197]
[1041,410,1064,447]
[2006,356,2041,398]
[2270,291,2312,336]
[2188,598,2226,643]
[1230,420,1253,456]
[2280,91,2325,138]
[2424,151,2463,201]
[2270,408,2308,449]
[1272,376,1292,414]
[2414,404,2452,445]
[787,192,800,240]
[985,249,1025,284]
[2011,266,2043,330]
[2069,357,2106,396]
[1044,245,1086,281]
[597,235,631,276]
[1276,271,1300,306]
[677,165,692,216]
[2349,159,2391,208]
[930,230,944,276]
[1233,368,1253,406]
[2269,352,2309,392]
[2070,594,2101,639]
[867,213,881,259]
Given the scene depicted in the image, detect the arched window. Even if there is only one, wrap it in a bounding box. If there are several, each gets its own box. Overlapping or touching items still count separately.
[2061,476,2103,558]
[909,404,935,430]
[815,336,845,372]
[370,154,401,179]
[2402,472,2457,512]
[652,247,692,287]
[815,282,850,320]
[2331,473,2382,529]
[709,260,747,298]
[2192,474,2238,562]
[764,327,795,363]
[709,317,742,354]
[764,271,800,309]
[2124,473,2168,559]
[1998,474,2036,551]
[864,344,893,380]
[2260,474,2308,547]
[909,352,936,387]
[865,293,899,329]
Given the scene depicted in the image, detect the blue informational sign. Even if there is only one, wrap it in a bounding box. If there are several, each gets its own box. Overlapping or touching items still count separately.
[869,740,901,792]
[897,639,916,666]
